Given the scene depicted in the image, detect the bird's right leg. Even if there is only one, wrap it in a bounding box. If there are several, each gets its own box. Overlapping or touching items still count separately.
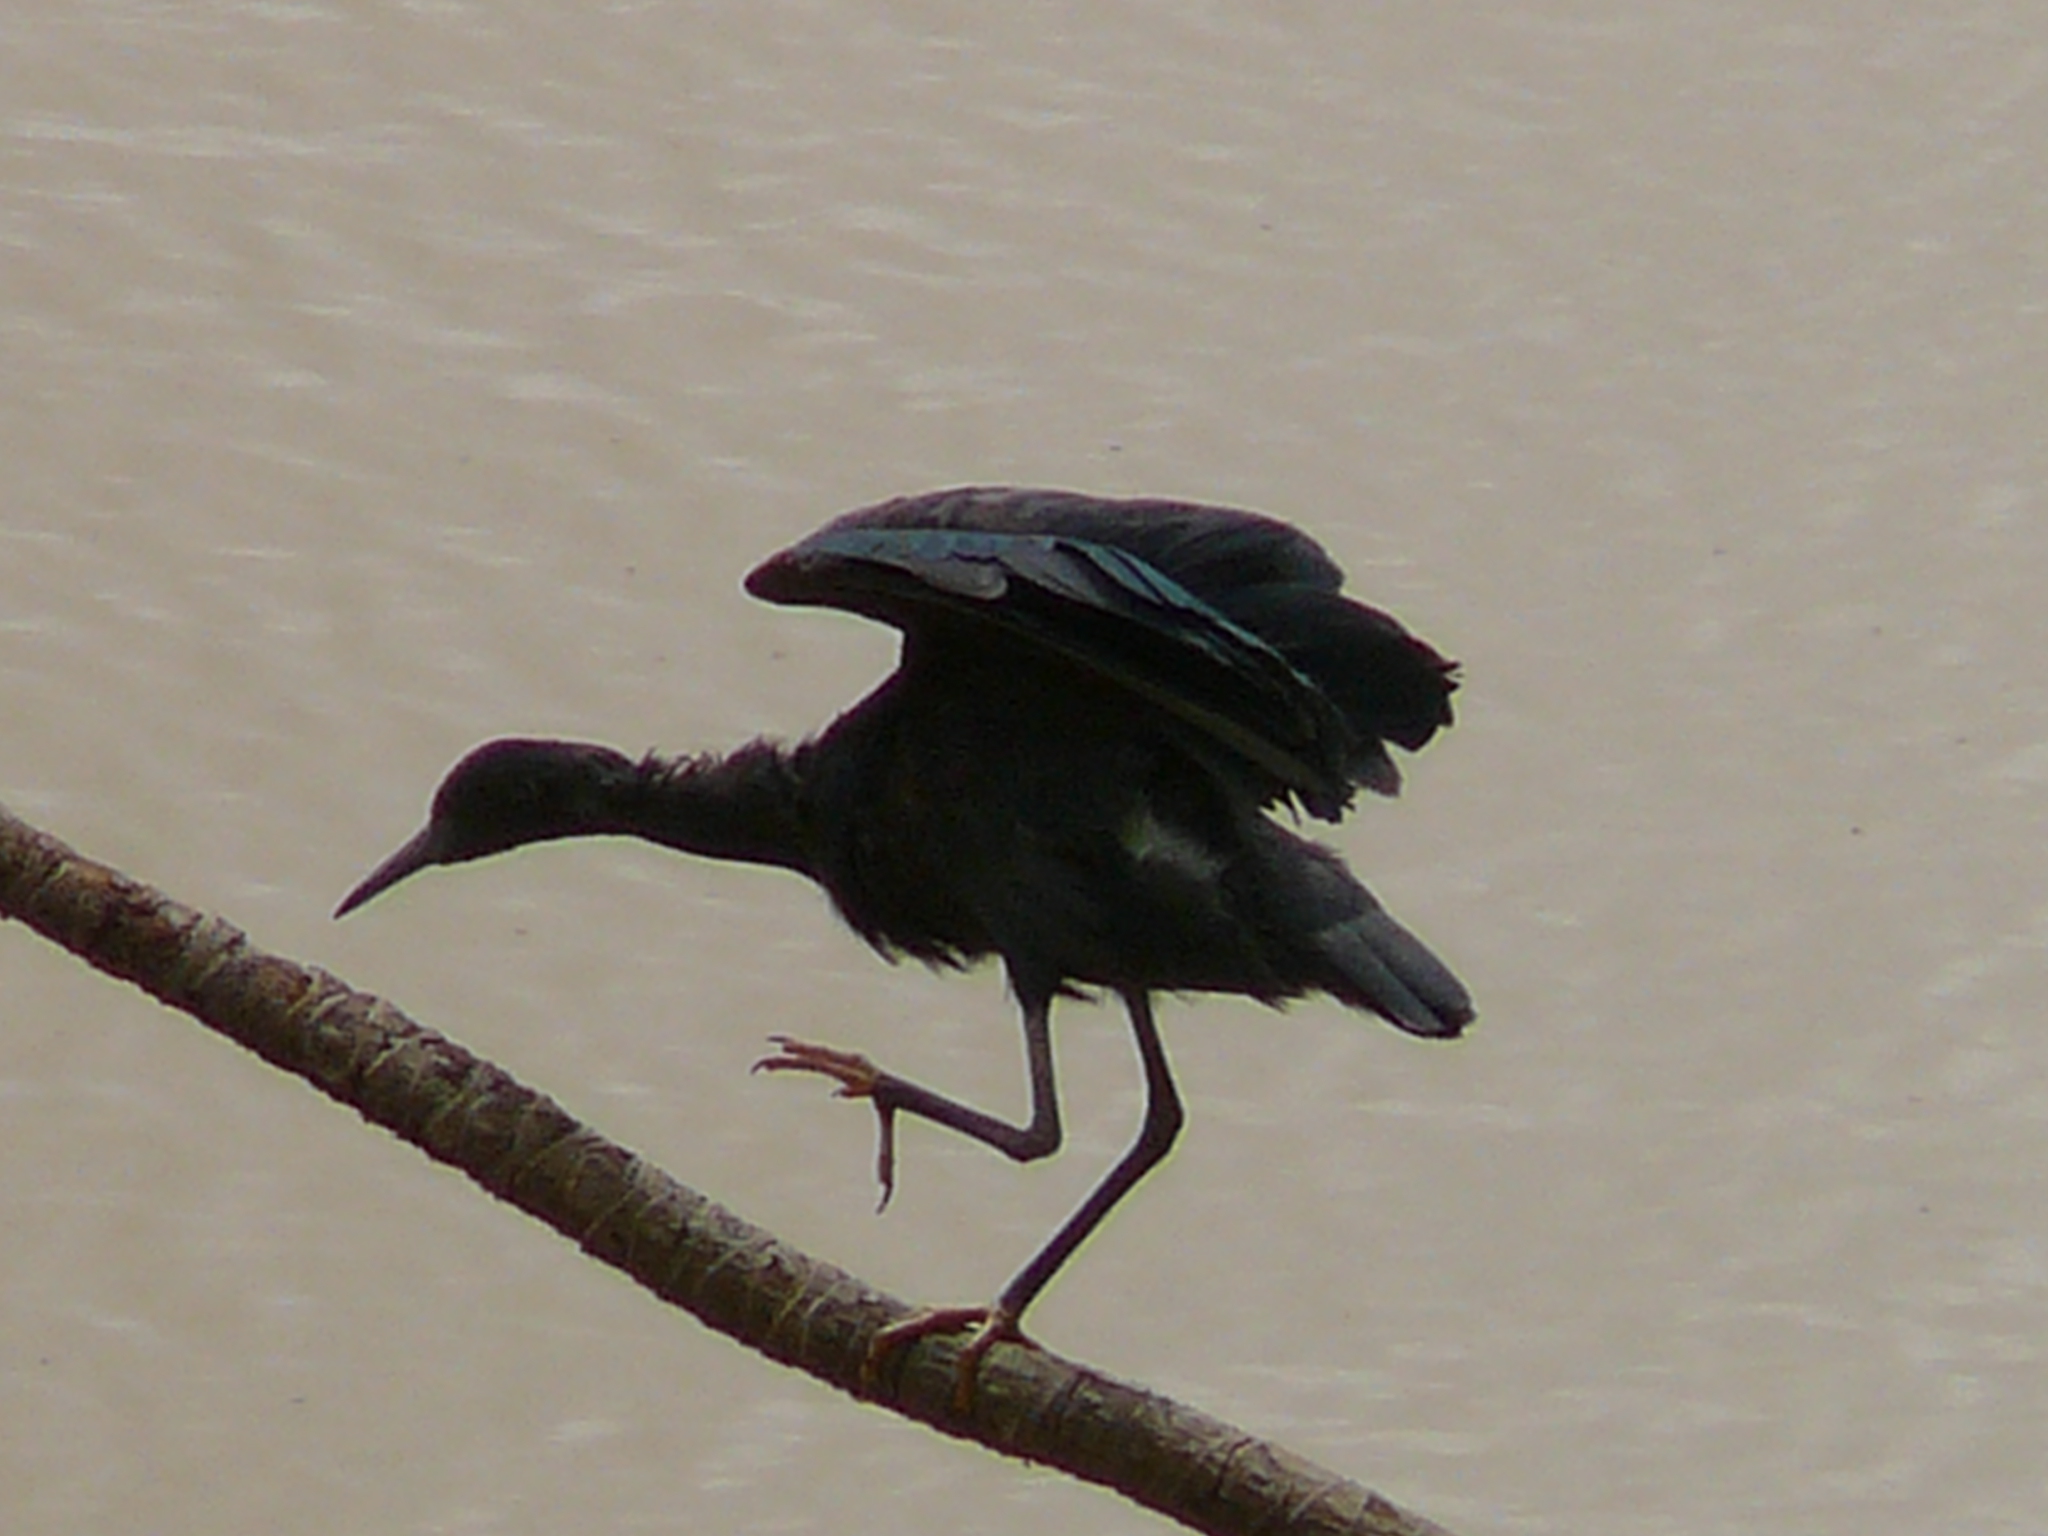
[752,991,1062,1211]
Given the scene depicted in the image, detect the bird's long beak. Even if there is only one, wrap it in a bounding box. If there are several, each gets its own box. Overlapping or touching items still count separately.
[334,824,444,917]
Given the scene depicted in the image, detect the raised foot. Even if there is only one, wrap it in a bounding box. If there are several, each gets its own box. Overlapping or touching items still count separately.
[751,1034,882,1096]
[751,1035,899,1209]
[866,1302,1035,1411]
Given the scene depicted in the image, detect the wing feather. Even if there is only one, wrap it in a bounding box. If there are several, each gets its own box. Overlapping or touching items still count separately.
[746,487,1456,819]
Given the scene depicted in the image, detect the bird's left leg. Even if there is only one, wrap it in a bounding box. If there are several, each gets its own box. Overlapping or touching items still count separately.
[869,990,1185,1407]
[752,989,1063,1211]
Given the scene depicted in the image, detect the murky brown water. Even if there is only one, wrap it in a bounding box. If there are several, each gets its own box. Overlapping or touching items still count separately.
[5,6,2045,1532]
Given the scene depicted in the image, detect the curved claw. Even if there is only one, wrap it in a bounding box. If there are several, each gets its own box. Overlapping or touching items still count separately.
[751,1035,899,1209]
[751,1035,880,1095]
[865,1302,1033,1411]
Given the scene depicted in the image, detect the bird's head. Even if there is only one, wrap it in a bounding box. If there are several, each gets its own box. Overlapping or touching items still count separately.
[335,738,638,916]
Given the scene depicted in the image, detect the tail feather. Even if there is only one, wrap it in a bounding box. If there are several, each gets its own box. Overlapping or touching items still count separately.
[1317,896,1474,1039]
[1245,820,1473,1039]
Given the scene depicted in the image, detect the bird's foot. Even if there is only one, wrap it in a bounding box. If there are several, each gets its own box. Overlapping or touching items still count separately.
[865,1301,1033,1411]
[752,1035,883,1095]
[752,1035,900,1209]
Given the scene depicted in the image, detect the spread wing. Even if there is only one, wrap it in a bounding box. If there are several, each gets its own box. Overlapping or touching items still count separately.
[745,486,1457,820]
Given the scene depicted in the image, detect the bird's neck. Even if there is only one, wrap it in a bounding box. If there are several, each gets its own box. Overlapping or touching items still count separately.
[614,740,814,876]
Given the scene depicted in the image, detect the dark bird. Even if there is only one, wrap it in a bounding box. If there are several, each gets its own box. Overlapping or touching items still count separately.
[336,486,1473,1396]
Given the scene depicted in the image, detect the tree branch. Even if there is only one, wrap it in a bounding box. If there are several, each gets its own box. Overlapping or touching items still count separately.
[0,801,1460,1536]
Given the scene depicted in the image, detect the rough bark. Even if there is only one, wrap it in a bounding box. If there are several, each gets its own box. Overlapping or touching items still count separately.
[0,802,1462,1536]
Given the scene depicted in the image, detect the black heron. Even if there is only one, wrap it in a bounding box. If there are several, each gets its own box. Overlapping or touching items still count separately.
[336,486,1473,1393]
